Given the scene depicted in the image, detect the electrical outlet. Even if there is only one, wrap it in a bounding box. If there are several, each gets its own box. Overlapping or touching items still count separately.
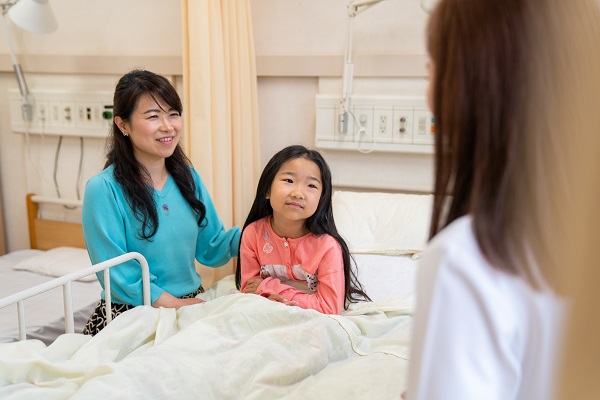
[314,94,434,154]
[35,102,48,125]
[76,102,102,127]
[76,103,88,125]
[50,101,61,126]
[62,101,76,127]
[393,108,413,144]
[373,108,394,143]
[379,115,387,133]
[8,89,114,137]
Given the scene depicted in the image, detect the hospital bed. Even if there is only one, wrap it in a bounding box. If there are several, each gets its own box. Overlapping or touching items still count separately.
[0,190,432,399]
[0,194,101,344]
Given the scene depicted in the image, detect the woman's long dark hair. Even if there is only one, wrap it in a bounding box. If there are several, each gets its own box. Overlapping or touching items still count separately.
[106,69,206,240]
[235,145,370,308]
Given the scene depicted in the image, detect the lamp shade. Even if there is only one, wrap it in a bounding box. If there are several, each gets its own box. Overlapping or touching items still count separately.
[8,0,57,33]
[420,0,439,14]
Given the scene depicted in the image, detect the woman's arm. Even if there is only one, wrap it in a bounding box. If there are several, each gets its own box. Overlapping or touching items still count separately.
[82,175,166,305]
[192,169,241,267]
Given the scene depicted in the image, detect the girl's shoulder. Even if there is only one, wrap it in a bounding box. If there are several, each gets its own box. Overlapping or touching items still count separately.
[308,232,339,248]
[245,216,270,233]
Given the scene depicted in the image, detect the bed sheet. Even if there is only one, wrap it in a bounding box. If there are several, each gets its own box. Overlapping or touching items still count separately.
[0,250,100,345]
[0,276,413,399]
[0,251,415,343]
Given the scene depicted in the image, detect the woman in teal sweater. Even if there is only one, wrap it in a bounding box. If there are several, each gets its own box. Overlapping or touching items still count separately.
[82,70,240,335]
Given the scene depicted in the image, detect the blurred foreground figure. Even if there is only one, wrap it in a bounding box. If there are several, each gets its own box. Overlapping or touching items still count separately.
[405,0,600,399]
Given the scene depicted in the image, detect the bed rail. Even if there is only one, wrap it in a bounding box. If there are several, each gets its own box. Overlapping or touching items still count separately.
[29,194,83,208]
[0,252,150,341]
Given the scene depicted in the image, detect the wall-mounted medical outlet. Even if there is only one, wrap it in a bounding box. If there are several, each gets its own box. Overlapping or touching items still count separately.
[315,94,434,154]
[8,89,114,138]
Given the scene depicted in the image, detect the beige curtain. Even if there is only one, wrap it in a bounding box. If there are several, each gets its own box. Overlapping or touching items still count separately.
[182,0,260,287]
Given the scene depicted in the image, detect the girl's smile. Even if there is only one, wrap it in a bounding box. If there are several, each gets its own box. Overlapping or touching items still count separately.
[286,201,304,209]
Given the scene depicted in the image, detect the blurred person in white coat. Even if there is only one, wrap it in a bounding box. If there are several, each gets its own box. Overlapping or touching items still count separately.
[405,0,600,399]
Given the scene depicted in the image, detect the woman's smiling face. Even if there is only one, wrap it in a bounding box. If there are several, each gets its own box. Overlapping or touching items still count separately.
[116,92,182,165]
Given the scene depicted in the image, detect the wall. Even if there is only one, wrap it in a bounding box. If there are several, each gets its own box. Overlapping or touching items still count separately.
[0,0,182,252]
[0,0,433,252]
[251,0,433,191]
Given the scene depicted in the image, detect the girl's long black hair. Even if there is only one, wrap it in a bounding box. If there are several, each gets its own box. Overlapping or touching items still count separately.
[106,69,206,240]
[235,145,370,308]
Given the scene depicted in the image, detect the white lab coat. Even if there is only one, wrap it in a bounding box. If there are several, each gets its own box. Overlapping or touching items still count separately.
[406,216,566,400]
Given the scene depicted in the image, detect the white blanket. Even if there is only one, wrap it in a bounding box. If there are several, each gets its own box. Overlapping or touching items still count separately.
[0,276,412,399]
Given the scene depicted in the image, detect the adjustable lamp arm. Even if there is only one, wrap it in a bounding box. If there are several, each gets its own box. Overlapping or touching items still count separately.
[338,0,437,134]
[1,7,31,121]
[339,0,387,133]
[348,0,387,17]
[1,0,58,122]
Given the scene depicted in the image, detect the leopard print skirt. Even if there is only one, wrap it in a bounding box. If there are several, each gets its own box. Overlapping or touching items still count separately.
[82,285,204,336]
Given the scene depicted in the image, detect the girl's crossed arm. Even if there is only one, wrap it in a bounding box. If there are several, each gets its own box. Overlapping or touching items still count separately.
[240,233,345,314]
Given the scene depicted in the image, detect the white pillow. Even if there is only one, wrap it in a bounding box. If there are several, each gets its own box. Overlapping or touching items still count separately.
[333,190,433,255]
[12,247,96,282]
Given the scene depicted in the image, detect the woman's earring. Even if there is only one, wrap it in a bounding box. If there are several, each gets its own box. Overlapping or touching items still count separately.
[122,131,128,137]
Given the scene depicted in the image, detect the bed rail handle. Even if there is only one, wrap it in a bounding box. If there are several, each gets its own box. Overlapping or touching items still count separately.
[0,252,150,340]
[63,281,74,334]
[29,195,83,208]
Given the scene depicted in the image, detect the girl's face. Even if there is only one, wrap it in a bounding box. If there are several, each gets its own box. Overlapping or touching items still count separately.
[267,157,323,234]
[115,93,182,166]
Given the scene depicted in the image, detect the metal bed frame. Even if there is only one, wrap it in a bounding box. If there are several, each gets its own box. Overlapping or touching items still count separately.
[0,251,150,341]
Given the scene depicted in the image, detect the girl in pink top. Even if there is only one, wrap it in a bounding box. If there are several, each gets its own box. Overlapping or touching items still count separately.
[235,145,370,314]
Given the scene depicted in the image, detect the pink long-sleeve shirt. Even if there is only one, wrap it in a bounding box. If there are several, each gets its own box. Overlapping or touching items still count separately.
[239,216,345,314]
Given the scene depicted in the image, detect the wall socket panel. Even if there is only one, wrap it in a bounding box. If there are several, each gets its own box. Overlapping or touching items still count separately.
[8,89,114,138]
[315,94,435,154]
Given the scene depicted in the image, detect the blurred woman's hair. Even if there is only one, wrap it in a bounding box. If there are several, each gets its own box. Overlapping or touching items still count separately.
[426,0,600,293]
